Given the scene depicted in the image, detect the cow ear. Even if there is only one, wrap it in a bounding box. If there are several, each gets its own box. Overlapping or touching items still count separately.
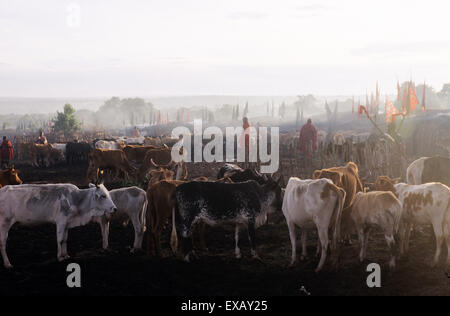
[313,170,321,179]
[89,183,96,188]
[393,177,401,184]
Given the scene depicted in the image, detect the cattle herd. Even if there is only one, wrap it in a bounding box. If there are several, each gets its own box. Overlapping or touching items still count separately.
[0,136,449,279]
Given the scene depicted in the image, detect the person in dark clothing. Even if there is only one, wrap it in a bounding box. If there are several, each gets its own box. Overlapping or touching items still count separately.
[299,119,318,177]
[0,136,14,169]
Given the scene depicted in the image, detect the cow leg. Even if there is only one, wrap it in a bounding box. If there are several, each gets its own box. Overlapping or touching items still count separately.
[56,223,69,261]
[362,228,370,261]
[358,228,365,262]
[129,214,143,252]
[404,224,413,253]
[432,223,444,268]
[0,220,13,268]
[198,222,207,251]
[235,225,241,259]
[385,234,396,269]
[247,221,260,260]
[300,230,308,261]
[98,217,110,250]
[316,227,329,273]
[286,221,297,266]
[315,238,321,257]
[61,227,70,259]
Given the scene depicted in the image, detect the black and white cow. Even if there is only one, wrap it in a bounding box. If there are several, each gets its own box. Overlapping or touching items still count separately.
[170,177,282,261]
[0,183,117,268]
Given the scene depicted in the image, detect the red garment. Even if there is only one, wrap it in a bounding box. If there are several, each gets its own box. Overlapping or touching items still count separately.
[0,140,13,162]
[299,122,317,158]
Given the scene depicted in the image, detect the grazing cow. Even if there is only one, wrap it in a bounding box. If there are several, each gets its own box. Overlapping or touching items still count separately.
[0,183,117,268]
[282,177,346,272]
[87,148,136,182]
[123,145,158,164]
[217,163,267,184]
[313,162,363,236]
[407,156,450,186]
[350,191,402,268]
[137,148,172,182]
[0,168,22,186]
[94,186,147,252]
[375,176,450,266]
[66,141,92,165]
[171,177,282,261]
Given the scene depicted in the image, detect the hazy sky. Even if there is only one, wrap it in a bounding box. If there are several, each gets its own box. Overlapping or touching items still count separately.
[1,0,450,97]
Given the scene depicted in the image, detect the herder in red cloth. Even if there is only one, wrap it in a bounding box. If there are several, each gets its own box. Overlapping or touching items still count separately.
[0,136,14,169]
[299,118,318,176]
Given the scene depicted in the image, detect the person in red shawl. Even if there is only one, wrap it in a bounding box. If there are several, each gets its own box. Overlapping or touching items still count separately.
[0,136,14,169]
[299,119,318,176]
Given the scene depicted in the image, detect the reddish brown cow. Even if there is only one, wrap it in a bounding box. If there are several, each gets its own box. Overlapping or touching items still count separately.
[123,145,158,164]
[0,168,23,186]
[87,148,136,182]
[313,162,364,236]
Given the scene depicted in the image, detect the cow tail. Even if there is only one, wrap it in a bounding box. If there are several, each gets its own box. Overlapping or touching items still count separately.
[170,202,179,255]
[331,186,346,264]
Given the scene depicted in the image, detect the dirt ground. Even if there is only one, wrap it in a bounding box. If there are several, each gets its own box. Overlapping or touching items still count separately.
[0,163,448,296]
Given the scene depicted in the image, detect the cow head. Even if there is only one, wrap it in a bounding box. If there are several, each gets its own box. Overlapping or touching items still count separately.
[50,148,65,164]
[146,158,176,186]
[88,183,117,217]
[374,176,399,193]
[2,167,23,185]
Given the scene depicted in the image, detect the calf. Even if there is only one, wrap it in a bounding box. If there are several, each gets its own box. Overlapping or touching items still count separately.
[282,177,346,272]
[0,183,117,268]
[0,168,22,186]
[350,191,402,268]
[171,178,282,261]
[375,177,450,266]
[94,186,147,252]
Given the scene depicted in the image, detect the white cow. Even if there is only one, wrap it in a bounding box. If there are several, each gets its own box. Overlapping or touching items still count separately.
[0,183,117,268]
[282,177,346,272]
[94,186,147,252]
[393,182,450,267]
[95,140,122,150]
[52,143,67,155]
[351,191,402,268]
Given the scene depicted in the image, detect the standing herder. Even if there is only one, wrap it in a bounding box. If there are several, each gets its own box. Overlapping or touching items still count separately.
[0,136,14,169]
[299,119,318,177]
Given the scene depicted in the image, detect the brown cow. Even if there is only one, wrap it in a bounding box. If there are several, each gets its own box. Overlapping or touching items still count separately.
[313,162,364,237]
[137,148,173,182]
[0,168,22,186]
[123,145,158,164]
[87,148,136,182]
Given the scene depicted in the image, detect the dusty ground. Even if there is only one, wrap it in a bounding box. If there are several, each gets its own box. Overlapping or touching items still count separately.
[0,163,448,296]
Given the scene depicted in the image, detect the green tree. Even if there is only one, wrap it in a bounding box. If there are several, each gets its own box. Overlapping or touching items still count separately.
[53,104,80,137]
